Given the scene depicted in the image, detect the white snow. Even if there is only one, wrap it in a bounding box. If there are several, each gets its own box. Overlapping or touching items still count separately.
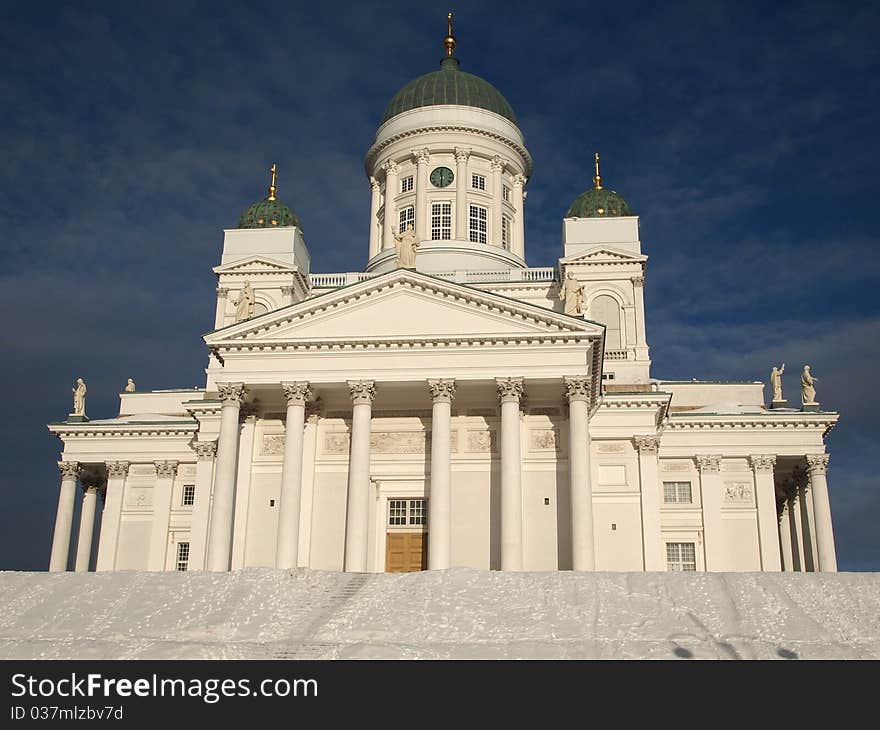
[1,569,878,659]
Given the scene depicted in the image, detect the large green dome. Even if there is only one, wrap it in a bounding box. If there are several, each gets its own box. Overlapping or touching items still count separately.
[566,187,634,218]
[237,197,302,230]
[382,57,517,125]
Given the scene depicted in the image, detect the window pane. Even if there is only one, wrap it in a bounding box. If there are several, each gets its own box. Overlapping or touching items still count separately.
[431,202,451,240]
[468,204,487,244]
[176,542,190,572]
[401,176,414,193]
[398,206,415,233]
[182,485,196,506]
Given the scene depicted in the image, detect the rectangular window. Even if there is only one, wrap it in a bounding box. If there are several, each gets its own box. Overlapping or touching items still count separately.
[502,185,511,202]
[182,484,195,506]
[398,205,415,233]
[471,173,486,190]
[666,542,697,571]
[468,204,488,244]
[176,542,190,572]
[663,481,692,504]
[401,176,414,193]
[387,498,427,526]
[501,215,511,249]
[431,201,452,240]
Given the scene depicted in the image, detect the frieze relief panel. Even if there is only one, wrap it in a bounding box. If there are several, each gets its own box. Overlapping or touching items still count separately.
[180,465,196,478]
[125,487,153,509]
[372,431,427,454]
[465,430,496,453]
[261,434,286,456]
[723,481,754,505]
[323,432,350,455]
[722,460,750,473]
[597,442,626,454]
[661,461,692,472]
[529,429,561,452]
[129,466,156,477]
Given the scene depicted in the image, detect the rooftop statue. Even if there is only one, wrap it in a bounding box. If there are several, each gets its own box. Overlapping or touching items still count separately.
[233,281,255,322]
[559,271,585,316]
[71,378,87,417]
[392,224,419,269]
[770,363,785,402]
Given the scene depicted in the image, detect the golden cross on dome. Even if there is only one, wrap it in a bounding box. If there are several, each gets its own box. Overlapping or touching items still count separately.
[444,12,456,57]
[593,152,603,189]
[267,163,278,201]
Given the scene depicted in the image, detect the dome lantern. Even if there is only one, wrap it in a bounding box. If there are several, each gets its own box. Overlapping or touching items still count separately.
[237,163,302,229]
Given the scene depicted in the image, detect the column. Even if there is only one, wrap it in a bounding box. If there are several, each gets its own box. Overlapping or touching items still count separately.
[95,461,129,571]
[148,461,178,570]
[381,160,399,252]
[490,155,506,247]
[806,454,837,571]
[188,441,217,571]
[207,382,247,572]
[778,490,794,571]
[276,381,311,570]
[344,380,376,572]
[511,173,526,259]
[634,436,663,571]
[368,176,382,259]
[74,484,100,572]
[454,147,470,240]
[797,478,816,571]
[496,377,524,571]
[696,455,723,571]
[787,491,804,571]
[631,276,649,358]
[231,414,257,569]
[750,455,781,571]
[297,403,321,567]
[565,378,595,571]
[428,379,456,569]
[49,461,79,572]
[413,149,430,242]
[214,288,228,329]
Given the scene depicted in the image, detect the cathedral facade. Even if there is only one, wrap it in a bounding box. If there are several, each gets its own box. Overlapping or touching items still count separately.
[47,22,838,575]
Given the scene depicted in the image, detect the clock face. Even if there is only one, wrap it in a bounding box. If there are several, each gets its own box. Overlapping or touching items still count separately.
[430,166,454,188]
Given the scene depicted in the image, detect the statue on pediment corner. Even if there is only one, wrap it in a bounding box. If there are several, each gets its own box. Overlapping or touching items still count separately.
[392,223,419,269]
[71,378,87,416]
[559,271,584,316]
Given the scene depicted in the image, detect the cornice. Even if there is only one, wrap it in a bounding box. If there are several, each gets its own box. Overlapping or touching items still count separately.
[48,423,198,439]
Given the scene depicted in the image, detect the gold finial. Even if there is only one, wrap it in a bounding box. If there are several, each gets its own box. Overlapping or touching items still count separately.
[444,11,456,57]
[593,152,602,189]
[267,163,278,201]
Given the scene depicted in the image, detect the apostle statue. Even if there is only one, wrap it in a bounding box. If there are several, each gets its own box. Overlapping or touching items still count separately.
[392,224,419,269]
[124,378,136,393]
[233,281,255,322]
[801,365,818,405]
[71,378,87,417]
[559,271,585,316]
[770,363,785,402]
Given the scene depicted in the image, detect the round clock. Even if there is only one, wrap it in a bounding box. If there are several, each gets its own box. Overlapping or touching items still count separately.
[430,166,454,188]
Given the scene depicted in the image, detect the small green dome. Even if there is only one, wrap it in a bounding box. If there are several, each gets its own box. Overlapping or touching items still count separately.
[237,197,302,230]
[565,187,634,218]
[382,57,517,125]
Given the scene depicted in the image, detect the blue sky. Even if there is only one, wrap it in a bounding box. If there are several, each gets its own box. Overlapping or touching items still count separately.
[1,0,877,570]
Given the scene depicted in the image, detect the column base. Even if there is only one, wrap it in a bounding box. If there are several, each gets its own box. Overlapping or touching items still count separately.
[802,403,821,412]
[770,400,789,409]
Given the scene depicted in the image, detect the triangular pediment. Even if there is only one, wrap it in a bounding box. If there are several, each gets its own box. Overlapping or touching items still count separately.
[205,269,604,344]
[560,246,647,265]
[213,255,297,275]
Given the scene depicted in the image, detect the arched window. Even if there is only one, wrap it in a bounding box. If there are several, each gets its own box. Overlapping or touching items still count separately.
[590,295,622,350]
[253,302,269,318]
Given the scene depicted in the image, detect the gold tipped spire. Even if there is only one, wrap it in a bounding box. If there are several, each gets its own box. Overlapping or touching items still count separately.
[444,11,456,57]
[593,152,602,189]
[267,163,278,201]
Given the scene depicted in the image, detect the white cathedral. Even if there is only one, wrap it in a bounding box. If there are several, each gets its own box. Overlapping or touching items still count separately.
[47,18,839,576]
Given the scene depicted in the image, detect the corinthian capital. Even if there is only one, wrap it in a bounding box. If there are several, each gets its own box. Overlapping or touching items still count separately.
[631,276,645,288]
[489,155,507,172]
[154,461,179,479]
[105,461,130,479]
[805,454,830,474]
[634,436,660,454]
[413,148,431,165]
[58,461,80,480]
[695,454,722,473]
[750,454,777,473]
[369,175,381,192]
[428,379,456,404]
[563,376,591,403]
[381,159,399,176]
[192,440,218,461]
[348,380,376,406]
[217,382,247,406]
[282,381,311,407]
[511,173,526,188]
[454,147,471,164]
[496,377,524,404]
[216,287,229,298]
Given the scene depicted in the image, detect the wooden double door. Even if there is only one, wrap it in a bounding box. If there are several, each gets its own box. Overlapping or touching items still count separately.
[385,532,427,572]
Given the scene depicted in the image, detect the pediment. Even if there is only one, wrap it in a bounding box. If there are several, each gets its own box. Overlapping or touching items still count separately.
[213,255,297,275]
[206,269,604,345]
[560,246,647,265]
